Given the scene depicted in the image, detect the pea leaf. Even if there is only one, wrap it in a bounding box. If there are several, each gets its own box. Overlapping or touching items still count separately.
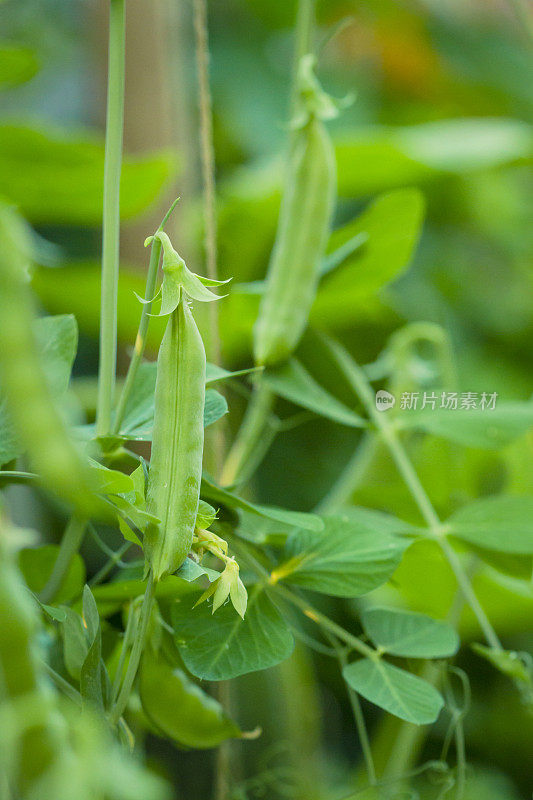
[200,477,324,532]
[119,359,227,440]
[176,558,220,583]
[342,658,444,725]
[88,459,135,496]
[204,389,228,427]
[395,118,533,173]
[171,586,294,680]
[60,606,89,681]
[82,585,100,642]
[140,652,241,748]
[18,544,85,604]
[79,586,110,710]
[312,190,425,329]
[205,363,263,384]
[361,608,460,659]
[447,495,533,554]
[0,123,175,225]
[0,314,78,465]
[273,514,409,597]
[80,626,105,710]
[263,359,366,428]
[399,403,533,450]
[336,119,533,198]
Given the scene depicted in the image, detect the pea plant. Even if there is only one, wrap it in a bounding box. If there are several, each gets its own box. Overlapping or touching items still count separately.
[1,1,533,799]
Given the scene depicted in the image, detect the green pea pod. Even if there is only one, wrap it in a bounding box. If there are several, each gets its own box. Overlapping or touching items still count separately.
[253,57,337,367]
[145,301,207,581]
[141,233,227,581]
[0,203,97,516]
[0,519,60,792]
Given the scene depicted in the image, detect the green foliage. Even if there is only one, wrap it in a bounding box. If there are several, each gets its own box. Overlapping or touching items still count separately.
[401,402,533,449]
[0,314,78,465]
[19,544,85,604]
[2,1,533,797]
[201,477,324,531]
[447,495,533,554]
[361,607,460,658]
[0,124,176,225]
[336,119,533,196]
[263,358,366,427]
[342,658,445,725]
[273,514,409,597]
[171,587,294,680]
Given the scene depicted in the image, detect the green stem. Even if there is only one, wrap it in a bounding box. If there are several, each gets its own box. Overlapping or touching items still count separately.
[111,596,140,703]
[291,0,315,114]
[275,583,375,659]
[38,516,86,604]
[455,717,466,800]
[193,0,220,363]
[109,571,154,725]
[40,661,83,707]
[221,382,274,486]
[328,634,377,787]
[112,198,179,435]
[326,338,502,651]
[96,0,126,437]
[89,542,131,587]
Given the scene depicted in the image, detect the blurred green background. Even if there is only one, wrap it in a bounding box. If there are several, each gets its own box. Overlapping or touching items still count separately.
[1,0,533,797]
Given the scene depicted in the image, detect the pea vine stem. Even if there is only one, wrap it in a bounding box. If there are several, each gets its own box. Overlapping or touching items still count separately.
[327,634,377,786]
[109,571,155,725]
[193,0,219,363]
[96,0,126,437]
[221,381,274,486]
[324,336,502,652]
[112,198,180,435]
[38,516,86,605]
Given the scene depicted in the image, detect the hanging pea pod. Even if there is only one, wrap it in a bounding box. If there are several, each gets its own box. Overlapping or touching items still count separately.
[0,515,61,793]
[144,233,228,581]
[253,55,342,367]
[0,203,98,516]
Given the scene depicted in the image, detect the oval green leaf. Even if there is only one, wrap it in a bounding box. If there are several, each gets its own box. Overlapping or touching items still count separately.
[447,495,533,554]
[171,586,294,680]
[262,359,366,428]
[342,658,444,725]
[361,607,459,659]
[275,515,409,597]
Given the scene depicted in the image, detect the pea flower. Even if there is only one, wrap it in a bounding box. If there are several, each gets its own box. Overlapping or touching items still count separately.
[195,558,248,619]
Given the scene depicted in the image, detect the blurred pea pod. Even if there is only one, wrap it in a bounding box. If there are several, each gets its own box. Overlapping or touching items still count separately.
[144,232,228,581]
[0,515,61,793]
[0,203,98,515]
[253,55,340,367]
